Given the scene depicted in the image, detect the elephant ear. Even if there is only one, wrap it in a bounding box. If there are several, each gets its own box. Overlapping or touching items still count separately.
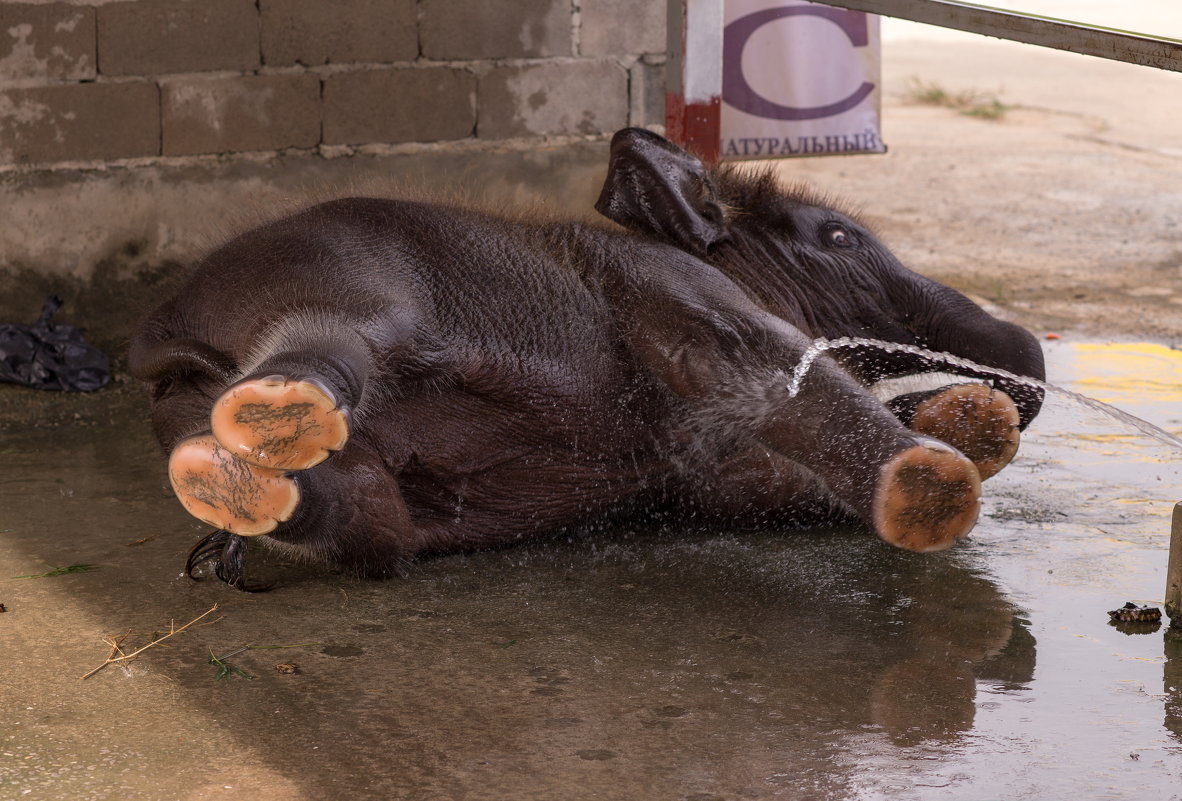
[594,128,729,256]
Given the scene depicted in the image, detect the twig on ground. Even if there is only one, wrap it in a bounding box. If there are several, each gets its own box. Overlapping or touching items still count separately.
[81,604,221,680]
[99,628,134,673]
[104,628,133,659]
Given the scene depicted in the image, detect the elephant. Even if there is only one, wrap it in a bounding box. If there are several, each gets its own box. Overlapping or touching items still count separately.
[128,127,1045,587]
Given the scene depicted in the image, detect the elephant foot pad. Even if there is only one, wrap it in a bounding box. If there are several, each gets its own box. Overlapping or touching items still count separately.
[912,384,1020,481]
[211,376,348,471]
[169,435,299,536]
[873,441,981,553]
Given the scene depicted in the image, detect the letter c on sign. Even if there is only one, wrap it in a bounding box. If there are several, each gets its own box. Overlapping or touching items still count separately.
[723,6,875,121]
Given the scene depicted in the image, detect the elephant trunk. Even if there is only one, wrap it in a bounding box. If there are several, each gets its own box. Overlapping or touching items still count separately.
[895,273,1046,431]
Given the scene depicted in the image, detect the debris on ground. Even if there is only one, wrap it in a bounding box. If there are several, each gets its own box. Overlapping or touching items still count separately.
[1107,602,1163,634]
[1108,602,1162,623]
[0,295,110,392]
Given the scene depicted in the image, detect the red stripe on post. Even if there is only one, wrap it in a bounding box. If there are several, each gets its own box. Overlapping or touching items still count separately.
[665,0,723,164]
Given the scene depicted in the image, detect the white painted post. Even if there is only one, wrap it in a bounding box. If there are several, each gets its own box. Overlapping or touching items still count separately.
[666,0,725,161]
[1166,502,1182,626]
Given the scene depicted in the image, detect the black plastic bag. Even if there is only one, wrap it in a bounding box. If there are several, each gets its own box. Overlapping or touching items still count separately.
[0,296,110,392]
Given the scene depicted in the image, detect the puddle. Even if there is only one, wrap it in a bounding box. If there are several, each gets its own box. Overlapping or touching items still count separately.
[2,342,1182,800]
[864,340,1182,800]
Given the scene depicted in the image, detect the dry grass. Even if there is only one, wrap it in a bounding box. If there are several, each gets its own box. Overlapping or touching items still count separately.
[906,78,1012,121]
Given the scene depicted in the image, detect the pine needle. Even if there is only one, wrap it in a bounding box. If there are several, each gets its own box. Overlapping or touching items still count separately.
[209,648,254,680]
[13,563,100,579]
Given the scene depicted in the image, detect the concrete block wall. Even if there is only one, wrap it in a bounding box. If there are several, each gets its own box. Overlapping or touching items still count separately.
[0,0,669,167]
[0,0,668,350]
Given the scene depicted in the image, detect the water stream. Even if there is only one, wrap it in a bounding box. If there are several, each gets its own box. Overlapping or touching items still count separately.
[787,335,1182,451]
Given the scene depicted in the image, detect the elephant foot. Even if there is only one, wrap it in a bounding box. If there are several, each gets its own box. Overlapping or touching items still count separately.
[168,434,300,536]
[872,439,981,552]
[211,375,349,471]
[910,384,1020,480]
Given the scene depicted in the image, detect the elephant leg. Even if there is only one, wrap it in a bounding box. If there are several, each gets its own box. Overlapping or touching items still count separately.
[211,315,372,471]
[685,446,853,527]
[166,351,365,532]
[165,310,418,545]
[171,432,420,576]
[887,383,1021,480]
[608,254,982,552]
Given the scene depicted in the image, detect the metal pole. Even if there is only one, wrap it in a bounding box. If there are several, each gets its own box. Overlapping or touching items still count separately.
[665,0,723,162]
[1166,502,1182,626]
[817,0,1182,73]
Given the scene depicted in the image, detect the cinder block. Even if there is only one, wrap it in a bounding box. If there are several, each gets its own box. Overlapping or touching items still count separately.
[261,0,417,66]
[420,0,570,60]
[0,3,96,81]
[323,67,476,145]
[0,82,159,165]
[479,61,627,139]
[629,58,665,128]
[162,73,321,156]
[97,0,259,76]
[580,0,665,56]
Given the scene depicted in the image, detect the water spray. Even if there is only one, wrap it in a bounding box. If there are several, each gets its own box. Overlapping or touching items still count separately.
[790,336,1182,626]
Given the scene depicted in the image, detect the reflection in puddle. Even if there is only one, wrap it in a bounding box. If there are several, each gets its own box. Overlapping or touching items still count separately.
[846,341,1182,799]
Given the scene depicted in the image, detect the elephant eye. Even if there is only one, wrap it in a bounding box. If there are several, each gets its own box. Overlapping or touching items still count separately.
[821,223,853,248]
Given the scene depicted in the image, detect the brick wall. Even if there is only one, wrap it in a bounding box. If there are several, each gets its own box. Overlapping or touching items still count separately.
[0,0,667,167]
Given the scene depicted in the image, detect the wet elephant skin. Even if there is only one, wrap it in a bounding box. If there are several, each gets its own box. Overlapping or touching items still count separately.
[128,128,1045,582]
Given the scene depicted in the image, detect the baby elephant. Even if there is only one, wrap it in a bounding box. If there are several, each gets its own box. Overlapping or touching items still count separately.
[129,128,1044,586]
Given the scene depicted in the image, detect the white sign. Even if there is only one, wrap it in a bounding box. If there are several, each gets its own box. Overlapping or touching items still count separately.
[721,0,885,160]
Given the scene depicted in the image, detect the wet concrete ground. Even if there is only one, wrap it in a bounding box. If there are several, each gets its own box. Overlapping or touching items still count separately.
[3,342,1182,801]
[7,8,1182,798]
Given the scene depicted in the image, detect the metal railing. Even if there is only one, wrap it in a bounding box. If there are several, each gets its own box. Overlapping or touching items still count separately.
[819,0,1182,72]
[820,0,1182,625]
